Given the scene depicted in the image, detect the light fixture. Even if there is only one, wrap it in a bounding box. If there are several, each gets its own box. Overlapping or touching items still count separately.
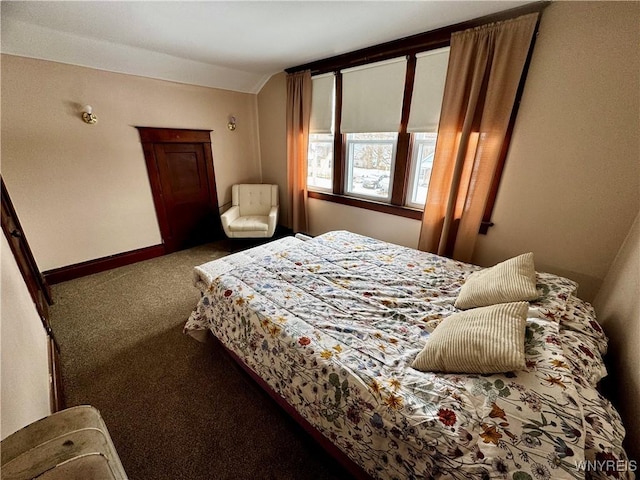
[82,105,97,124]
[227,115,236,131]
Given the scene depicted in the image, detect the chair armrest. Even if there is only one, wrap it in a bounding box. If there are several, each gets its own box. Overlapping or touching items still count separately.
[221,206,240,232]
[266,206,279,237]
[268,206,279,222]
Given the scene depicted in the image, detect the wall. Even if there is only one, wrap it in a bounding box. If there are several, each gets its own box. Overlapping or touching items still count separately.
[593,213,640,463]
[258,1,639,303]
[257,72,288,227]
[473,1,640,303]
[1,54,262,271]
[1,234,51,439]
[308,198,421,249]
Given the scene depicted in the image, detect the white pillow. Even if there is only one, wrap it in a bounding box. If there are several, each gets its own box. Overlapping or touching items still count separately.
[412,302,528,374]
[455,252,539,309]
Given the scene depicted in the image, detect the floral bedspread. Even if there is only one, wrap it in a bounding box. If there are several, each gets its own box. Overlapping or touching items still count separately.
[185,231,632,480]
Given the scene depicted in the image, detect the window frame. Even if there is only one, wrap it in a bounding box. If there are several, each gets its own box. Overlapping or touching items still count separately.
[290,2,549,231]
[307,133,334,192]
[344,133,398,203]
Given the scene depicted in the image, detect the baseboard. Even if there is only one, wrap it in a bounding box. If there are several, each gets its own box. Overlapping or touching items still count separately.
[43,244,165,285]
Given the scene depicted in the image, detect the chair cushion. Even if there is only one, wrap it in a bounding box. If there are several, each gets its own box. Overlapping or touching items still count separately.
[228,216,269,232]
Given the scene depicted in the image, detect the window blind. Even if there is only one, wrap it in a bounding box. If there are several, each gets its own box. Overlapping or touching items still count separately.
[407,47,450,133]
[341,57,407,133]
[310,73,335,134]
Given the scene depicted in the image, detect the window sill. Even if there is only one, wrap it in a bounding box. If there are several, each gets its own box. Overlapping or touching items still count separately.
[307,190,423,221]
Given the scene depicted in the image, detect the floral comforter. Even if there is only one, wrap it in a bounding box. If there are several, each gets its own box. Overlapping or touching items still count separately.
[185,231,632,480]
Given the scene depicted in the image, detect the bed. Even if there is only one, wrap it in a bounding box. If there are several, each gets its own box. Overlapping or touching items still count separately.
[185,230,633,480]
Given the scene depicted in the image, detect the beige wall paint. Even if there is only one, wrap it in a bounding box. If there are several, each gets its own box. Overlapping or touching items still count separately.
[593,213,640,463]
[1,235,51,439]
[474,1,639,302]
[257,72,288,227]
[1,54,261,271]
[308,198,422,248]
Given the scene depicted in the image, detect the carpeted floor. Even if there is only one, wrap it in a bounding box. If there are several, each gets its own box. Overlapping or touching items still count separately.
[49,240,353,480]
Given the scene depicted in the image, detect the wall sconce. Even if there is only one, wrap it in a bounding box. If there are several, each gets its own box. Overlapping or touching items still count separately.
[81,105,98,124]
[227,115,236,131]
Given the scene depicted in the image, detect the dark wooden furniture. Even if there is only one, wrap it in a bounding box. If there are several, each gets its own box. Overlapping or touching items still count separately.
[137,127,222,253]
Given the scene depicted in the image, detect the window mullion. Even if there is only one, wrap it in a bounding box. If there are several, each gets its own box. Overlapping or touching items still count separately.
[392,133,410,205]
[391,54,416,206]
[332,72,345,195]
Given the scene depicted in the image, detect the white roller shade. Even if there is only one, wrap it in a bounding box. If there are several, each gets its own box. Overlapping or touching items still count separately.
[407,47,450,133]
[341,57,407,133]
[310,73,335,134]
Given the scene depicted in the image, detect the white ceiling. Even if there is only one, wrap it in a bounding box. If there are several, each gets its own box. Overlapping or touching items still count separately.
[1,1,532,93]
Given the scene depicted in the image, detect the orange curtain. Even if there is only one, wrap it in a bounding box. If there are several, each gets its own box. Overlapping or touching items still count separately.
[286,70,312,233]
[418,13,538,262]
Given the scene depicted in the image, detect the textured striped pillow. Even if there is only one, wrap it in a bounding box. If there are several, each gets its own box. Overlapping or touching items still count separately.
[455,252,539,309]
[412,302,528,374]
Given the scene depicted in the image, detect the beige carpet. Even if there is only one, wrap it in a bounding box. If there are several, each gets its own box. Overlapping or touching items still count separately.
[49,241,352,480]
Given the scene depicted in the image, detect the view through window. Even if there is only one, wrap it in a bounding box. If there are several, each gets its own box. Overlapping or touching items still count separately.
[345,133,397,201]
[407,132,437,207]
[307,133,333,190]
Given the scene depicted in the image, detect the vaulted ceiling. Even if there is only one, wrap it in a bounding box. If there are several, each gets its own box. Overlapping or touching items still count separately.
[1,1,532,93]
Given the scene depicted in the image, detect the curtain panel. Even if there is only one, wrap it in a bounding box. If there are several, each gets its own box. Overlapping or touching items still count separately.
[286,70,312,233]
[418,13,539,262]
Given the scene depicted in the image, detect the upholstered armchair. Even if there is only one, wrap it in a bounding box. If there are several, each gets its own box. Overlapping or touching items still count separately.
[221,184,279,238]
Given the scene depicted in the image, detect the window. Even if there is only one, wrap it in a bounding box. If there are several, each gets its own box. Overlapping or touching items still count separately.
[405,47,449,208]
[340,58,405,202]
[307,73,335,191]
[345,133,397,201]
[407,133,437,207]
[294,3,545,226]
[306,50,448,213]
[307,133,333,191]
